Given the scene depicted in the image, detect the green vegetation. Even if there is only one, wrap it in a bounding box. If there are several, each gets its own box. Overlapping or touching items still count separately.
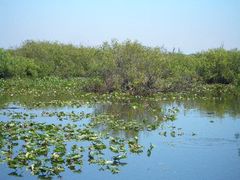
[0,49,40,78]
[1,40,240,95]
[0,77,239,110]
[0,90,180,178]
[1,40,240,179]
[0,73,239,178]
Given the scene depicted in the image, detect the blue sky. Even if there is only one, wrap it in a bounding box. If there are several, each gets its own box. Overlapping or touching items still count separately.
[0,0,240,53]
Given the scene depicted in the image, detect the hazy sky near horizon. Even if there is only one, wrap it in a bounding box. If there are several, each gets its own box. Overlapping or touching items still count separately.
[0,0,240,53]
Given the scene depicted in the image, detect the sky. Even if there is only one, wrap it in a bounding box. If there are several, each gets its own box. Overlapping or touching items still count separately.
[0,0,240,53]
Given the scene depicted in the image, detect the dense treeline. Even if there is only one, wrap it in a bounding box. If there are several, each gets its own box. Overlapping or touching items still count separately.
[1,40,240,95]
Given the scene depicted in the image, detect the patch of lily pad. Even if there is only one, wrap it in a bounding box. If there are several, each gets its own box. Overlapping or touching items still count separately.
[0,120,127,178]
[0,81,206,179]
[0,99,183,179]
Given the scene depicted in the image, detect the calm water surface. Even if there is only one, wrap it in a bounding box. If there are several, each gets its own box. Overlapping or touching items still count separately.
[0,97,239,180]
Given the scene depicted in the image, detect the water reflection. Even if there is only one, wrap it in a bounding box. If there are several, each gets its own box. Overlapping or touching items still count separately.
[0,94,240,179]
[235,133,240,140]
[176,97,240,118]
[92,103,167,137]
[0,100,175,179]
[234,133,240,157]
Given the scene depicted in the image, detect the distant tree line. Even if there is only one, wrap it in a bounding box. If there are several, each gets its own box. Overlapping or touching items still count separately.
[1,40,240,94]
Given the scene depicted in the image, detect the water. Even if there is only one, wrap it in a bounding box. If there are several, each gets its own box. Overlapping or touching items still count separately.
[0,97,239,180]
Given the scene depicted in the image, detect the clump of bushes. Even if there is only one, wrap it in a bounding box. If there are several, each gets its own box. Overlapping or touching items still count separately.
[0,49,40,78]
[195,48,240,85]
[1,40,240,95]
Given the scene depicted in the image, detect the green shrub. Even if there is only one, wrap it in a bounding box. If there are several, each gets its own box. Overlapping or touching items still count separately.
[0,49,40,78]
[1,40,240,95]
[195,48,239,84]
